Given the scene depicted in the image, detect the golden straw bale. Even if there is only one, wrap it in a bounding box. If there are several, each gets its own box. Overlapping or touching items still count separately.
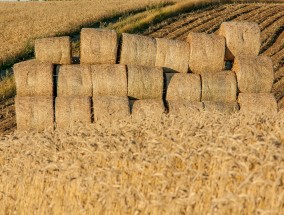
[166,73,201,101]
[35,36,71,64]
[232,55,274,93]
[55,97,92,129]
[203,101,239,114]
[57,65,92,97]
[128,65,163,100]
[91,64,127,97]
[155,38,190,73]
[80,28,118,64]
[120,33,156,66]
[238,93,278,114]
[218,21,261,60]
[187,32,225,74]
[14,59,53,97]
[93,96,130,121]
[131,99,165,119]
[168,100,204,116]
[202,71,237,102]
[15,96,54,131]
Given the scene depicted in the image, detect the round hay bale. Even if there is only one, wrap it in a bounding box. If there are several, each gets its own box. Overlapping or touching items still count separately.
[168,100,204,116]
[187,32,225,74]
[203,101,239,114]
[155,38,190,73]
[15,96,54,131]
[35,36,71,64]
[202,71,237,102]
[131,99,165,119]
[166,73,201,101]
[120,33,156,67]
[13,59,54,97]
[91,64,127,97]
[238,93,278,114]
[127,65,163,100]
[232,55,274,93]
[57,65,92,97]
[55,97,92,129]
[93,96,130,121]
[80,28,118,64]
[218,21,261,60]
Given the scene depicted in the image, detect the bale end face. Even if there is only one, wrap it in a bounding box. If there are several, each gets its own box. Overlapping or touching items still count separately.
[168,100,204,116]
[131,99,165,119]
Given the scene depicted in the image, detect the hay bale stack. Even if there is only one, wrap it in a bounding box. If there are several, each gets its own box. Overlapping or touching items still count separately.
[166,73,201,101]
[57,65,92,97]
[232,56,274,93]
[155,38,189,73]
[55,97,92,129]
[203,101,239,114]
[187,33,225,74]
[35,36,71,64]
[202,71,237,102]
[92,64,127,97]
[168,100,204,116]
[80,28,118,64]
[128,65,163,100]
[120,33,156,66]
[238,93,278,114]
[218,21,261,60]
[14,59,53,97]
[131,99,165,119]
[15,97,54,131]
[93,96,130,121]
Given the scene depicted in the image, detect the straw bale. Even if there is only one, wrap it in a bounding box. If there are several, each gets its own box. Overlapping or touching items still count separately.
[57,65,92,97]
[238,93,278,114]
[166,73,201,101]
[55,97,92,129]
[92,64,127,97]
[202,71,237,102]
[15,96,54,131]
[168,100,203,116]
[155,38,189,73]
[187,32,225,74]
[80,28,118,64]
[93,96,130,121]
[14,59,53,97]
[232,55,274,93]
[35,36,71,64]
[120,33,156,66]
[203,101,239,114]
[218,21,261,60]
[131,99,165,119]
[128,65,163,100]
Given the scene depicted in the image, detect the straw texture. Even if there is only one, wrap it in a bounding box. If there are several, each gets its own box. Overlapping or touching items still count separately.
[15,96,54,131]
[131,99,165,119]
[128,65,163,100]
[168,100,203,115]
[92,64,127,97]
[35,36,71,64]
[202,71,237,102]
[218,21,261,60]
[233,56,274,93]
[155,38,189,73]
[166,73,201,101]
[93,96,130,121]
[187,32,225,74]
[238,93,278,114]
[120,33,156,66]
[57,65,92,96]
[55,97,92,129]
[80,28,118,64]
[14,59,53,97]
[203,101,239,114]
